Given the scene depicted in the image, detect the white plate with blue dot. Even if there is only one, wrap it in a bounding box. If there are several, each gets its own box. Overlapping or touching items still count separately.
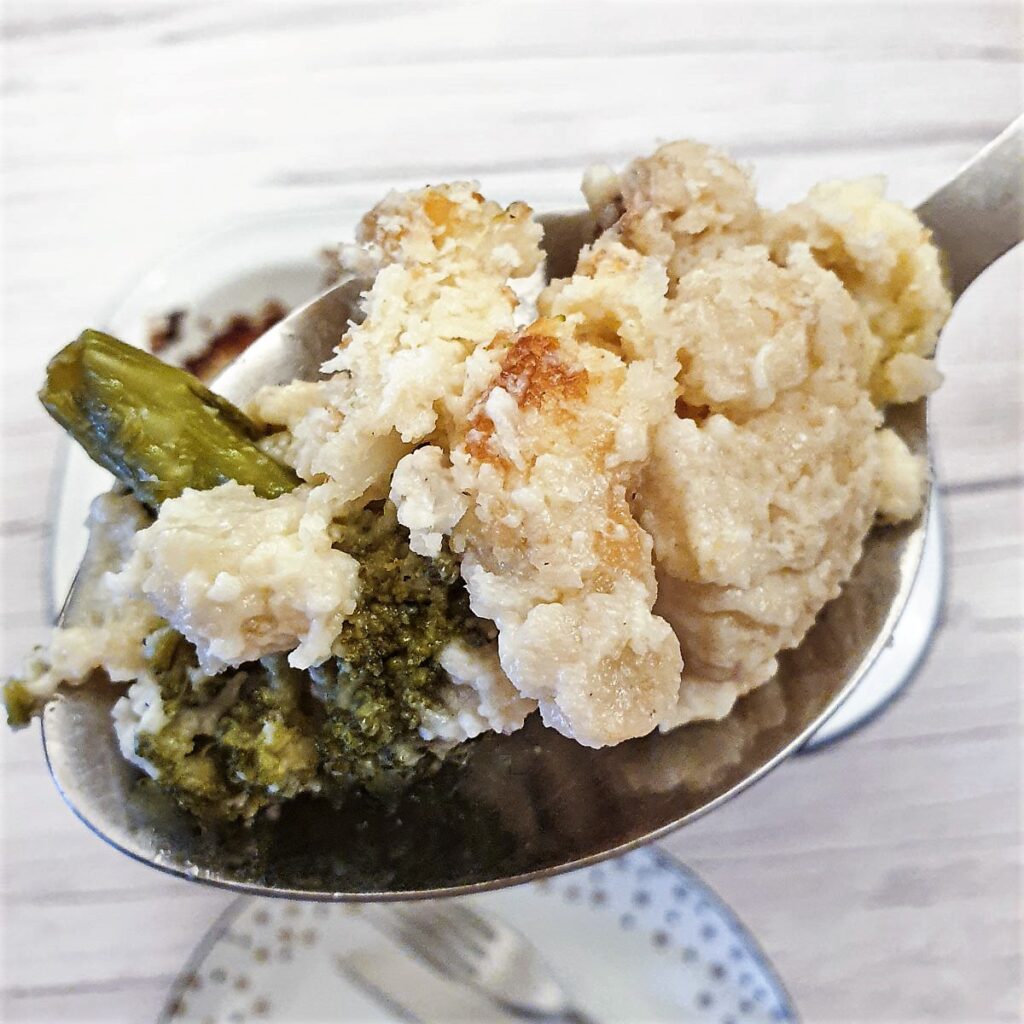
[158,846,796,1024]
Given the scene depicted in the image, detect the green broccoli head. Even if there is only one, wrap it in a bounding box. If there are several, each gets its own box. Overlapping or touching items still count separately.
[132,502,494,819]
[313,500,493,791]
[133,630,319,823]
[3,678,39,728]
[26,499,497,825]
[217,659,319,799]
[137,720,259,822]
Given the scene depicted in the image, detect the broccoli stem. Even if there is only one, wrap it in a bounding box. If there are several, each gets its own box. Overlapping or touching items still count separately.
[40,329,299,510]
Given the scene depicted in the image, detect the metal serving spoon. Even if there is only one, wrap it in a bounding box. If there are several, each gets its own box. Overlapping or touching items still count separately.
[42,118,1022,900]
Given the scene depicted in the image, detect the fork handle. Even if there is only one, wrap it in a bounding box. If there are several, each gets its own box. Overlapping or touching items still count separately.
[510,1008,599,1024]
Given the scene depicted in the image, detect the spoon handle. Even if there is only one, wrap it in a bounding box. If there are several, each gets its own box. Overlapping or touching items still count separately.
[915,115,1023,301]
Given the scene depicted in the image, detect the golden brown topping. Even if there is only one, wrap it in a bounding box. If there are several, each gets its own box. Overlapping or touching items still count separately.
[494,322,589,411]
[423,189,459,232]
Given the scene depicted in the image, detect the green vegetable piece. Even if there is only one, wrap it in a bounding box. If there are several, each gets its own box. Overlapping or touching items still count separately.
[218,661,319,797]
[134,630,319,823]
[314,500,492,789]
[40,329,299,510]
[3,679,38,728]
[129,505,493,822]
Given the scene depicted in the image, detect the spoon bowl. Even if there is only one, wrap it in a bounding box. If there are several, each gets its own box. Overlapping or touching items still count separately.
[41,119,1022,899]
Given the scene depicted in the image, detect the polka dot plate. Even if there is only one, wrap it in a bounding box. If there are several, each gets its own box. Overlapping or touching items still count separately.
[159,846,797,1024]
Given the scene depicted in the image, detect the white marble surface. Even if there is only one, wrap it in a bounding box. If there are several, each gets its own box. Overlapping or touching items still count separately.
[1,2,1020,1022]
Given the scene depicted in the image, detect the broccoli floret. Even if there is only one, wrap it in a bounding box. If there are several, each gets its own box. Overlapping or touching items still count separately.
[314,501,492,789]
[129,500,494,820]
[311,659,434,791]
[3,679,39,728]
[217,659,319,798]
[133,630,319,823]
[137,722,257,822]
[30,500,497,825]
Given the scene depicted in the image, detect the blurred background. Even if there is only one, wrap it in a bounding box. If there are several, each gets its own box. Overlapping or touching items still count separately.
[1,1,1021,1022]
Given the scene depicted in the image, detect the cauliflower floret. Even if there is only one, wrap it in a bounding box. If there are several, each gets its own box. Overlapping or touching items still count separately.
[390,445,469,558]
[358,181,542,277]
[417,640,537,742]
[635,250,886,713]
[877,350,945,405]
[584,140,762,286]
[497,577,680,743]
[875,427,928,524]
[644,385,880,707]
[671,245,880,417]
[17,613,157,711]
[248,183,544,516]
[7,493,160,718]
[642,384,879,589]
[446,316,683,747]
[546,228,893,718]
[559,143,948,726]
[111,675,168,776]
[766,177,950,404]
[539,238,676,373]
[114,482,360,673]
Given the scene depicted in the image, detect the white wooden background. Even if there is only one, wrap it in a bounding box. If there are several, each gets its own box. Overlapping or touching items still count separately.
[1,2,1021,1022]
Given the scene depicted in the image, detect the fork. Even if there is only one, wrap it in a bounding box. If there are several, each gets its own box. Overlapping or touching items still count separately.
[368,902,599,1023]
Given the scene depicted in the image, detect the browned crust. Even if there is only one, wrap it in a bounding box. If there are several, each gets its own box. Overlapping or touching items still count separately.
[494,321,588,411]
[423,190,461,232]
[463,415,505,468]
[464,322,589,467]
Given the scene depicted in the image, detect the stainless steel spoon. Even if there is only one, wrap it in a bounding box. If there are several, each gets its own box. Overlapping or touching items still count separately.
[41,117,1022,900]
